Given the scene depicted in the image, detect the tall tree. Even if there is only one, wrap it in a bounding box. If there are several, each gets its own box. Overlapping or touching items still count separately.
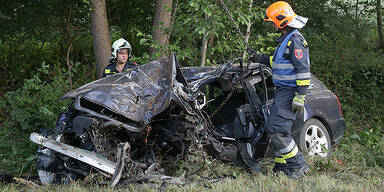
[377,0,384,51]
[90,0,110,78]
[150,0,173,58]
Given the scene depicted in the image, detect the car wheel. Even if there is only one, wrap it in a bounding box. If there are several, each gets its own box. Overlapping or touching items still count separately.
[299,118,331,157]
[37,169,54,185]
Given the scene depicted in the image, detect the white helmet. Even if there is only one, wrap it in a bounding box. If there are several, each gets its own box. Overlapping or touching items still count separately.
[111,38,132,59]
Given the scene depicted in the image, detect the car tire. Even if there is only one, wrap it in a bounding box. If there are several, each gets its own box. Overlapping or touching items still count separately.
[299,118,331,157]
[37,169,54,185]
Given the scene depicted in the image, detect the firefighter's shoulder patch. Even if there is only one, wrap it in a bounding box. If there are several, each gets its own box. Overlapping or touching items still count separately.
[294,49,303,59]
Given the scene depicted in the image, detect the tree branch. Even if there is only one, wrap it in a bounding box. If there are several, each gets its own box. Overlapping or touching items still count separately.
[242,0,253,61]
[65,3,73,90]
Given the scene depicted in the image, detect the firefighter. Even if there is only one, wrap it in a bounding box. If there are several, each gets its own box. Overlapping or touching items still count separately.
[103,38,138,77]
[251,1,311,179]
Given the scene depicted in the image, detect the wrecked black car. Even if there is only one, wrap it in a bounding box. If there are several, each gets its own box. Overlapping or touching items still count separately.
[30,53,345,185]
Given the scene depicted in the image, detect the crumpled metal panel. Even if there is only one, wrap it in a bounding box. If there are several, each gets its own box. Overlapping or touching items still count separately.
[181,66,216,82]
[181,64,229,92]
[63,55,175,124]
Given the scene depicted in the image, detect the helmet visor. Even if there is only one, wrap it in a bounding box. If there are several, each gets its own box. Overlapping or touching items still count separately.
[117,42,131,54]
[287,15,308,29]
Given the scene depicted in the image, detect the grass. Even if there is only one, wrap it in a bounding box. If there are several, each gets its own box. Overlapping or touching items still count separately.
[1,169,383,192]
[1,139,383,192]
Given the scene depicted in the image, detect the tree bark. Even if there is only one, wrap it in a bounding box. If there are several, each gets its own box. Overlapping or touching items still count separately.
[242,0,253,61]
[201,0,218,66]
[90,0,111,78]
[65,4,73,90]
[377,0,384,51]
[150,0,173,59]
[200,14,209,66]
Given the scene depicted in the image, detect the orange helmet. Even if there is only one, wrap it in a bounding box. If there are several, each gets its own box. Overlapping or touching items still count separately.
[264,1,299,29]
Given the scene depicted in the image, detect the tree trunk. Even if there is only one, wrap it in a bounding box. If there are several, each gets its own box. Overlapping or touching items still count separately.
[90,0,111,79]
[200,14,209,66]
[65,3,74,90]
[200,35,209,66]
[201,0,218,66]
[150,0,173,59]
[377,0,384,51]
[242,0,253,61]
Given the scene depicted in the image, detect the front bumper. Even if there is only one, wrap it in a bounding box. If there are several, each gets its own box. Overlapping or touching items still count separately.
[30,132,116,174]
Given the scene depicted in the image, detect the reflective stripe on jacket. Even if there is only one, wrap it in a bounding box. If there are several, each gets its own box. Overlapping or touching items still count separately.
[102,61,137,78]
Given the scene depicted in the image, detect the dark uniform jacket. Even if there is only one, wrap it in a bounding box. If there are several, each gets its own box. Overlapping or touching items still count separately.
[102,61,138,78]
[259,28,310,95]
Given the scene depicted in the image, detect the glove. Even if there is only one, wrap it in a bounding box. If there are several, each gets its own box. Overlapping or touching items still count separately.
[247,48,263,63]
[250,51,263,63]
[292,94,306,112]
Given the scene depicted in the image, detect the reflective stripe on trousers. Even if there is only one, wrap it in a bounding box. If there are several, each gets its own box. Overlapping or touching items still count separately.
[267,86,307,169]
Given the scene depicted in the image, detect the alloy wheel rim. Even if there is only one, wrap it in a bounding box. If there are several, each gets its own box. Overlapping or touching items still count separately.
[305,124,329,157]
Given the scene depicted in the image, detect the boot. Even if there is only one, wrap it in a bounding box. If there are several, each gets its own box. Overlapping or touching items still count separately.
[273,163,291,175]
[287,164,310,179]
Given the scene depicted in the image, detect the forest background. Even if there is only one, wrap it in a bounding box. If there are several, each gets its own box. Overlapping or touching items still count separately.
[0,0,383,190]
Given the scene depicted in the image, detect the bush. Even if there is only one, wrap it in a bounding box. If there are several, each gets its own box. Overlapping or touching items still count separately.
[308,33,384,168]
[0,61,72,173]
[1,62,71,131]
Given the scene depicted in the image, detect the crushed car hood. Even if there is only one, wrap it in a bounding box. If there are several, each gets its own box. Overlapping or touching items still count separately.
[63,54,178,125]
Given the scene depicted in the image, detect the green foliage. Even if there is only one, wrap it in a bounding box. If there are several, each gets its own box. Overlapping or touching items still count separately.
[0,62,73,173]
[301,0,384,169]
[0,62,71,131]
[0,0,94,95]
[108,0,154,57]
[345,129,384,167]
[309,31,384,125]
[165,0,269,66]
